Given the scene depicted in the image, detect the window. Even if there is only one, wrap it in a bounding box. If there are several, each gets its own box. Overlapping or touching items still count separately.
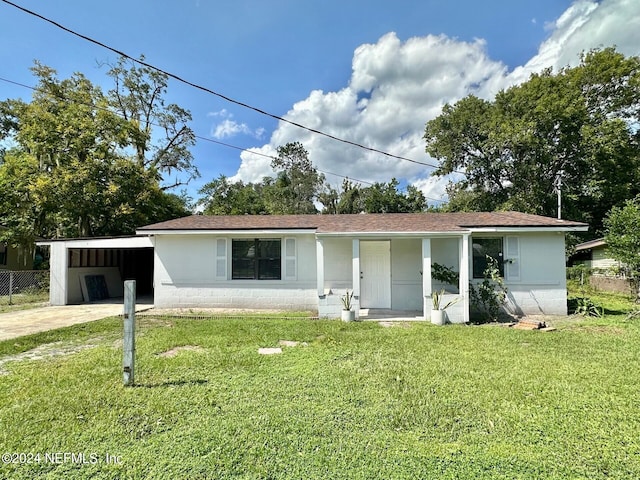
[232,239,281,280]
[472,238,504,278]
[0,243,6,266]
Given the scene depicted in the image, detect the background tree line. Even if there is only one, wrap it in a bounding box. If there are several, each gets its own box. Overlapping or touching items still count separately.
[198,142,429,215]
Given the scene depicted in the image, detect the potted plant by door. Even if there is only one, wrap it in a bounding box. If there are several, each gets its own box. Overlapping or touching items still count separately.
[431,289,460,325]
[341,289,356,322]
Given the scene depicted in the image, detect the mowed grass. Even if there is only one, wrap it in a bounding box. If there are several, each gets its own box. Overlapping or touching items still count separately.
[1,308,640,478]
[0,291,49,313]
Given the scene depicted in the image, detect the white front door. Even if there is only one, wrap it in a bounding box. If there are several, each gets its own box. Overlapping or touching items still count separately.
[360,241,391,308]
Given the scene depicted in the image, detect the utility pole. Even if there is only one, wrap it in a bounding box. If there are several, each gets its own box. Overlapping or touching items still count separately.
[554,170,564,220]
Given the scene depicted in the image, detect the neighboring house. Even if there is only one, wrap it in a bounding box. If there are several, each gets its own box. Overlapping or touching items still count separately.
[571,238,620,271]
[42,212,587,322]
[0,240,33,271]
[570,238,632,293]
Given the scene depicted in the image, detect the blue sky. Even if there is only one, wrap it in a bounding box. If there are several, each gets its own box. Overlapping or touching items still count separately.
[1,0,639,204]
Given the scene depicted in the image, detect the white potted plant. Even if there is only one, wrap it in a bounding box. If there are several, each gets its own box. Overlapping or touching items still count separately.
[431,289,459,325]
[341,289,356,322]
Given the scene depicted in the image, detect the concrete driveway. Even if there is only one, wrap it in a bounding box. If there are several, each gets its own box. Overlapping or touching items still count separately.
[0,300,152,341]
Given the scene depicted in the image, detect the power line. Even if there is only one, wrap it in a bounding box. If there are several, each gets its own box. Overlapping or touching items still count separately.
[0,76,372,187]
[0,74,447,203]
[0,0,466,176]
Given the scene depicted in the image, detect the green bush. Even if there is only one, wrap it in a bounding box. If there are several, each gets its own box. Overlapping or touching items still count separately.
[571,296,603,317]
[566,264,592,282]
[432,258,508,323]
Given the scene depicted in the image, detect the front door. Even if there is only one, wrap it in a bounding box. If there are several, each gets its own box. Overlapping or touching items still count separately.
[360,241,391,308]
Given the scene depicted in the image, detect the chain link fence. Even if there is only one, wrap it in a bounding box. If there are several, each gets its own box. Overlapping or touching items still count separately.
[0,270,50,306]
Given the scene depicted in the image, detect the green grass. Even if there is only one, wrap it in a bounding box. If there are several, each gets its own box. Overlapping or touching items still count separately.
[0,291,49,313]
[1,300,640,478]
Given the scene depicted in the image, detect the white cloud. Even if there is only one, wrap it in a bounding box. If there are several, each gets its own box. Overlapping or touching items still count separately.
[232,144,277,183]
[232,0,640,202]
[209,109,265,140]
[233,32,506,197]
[509,0,640,83]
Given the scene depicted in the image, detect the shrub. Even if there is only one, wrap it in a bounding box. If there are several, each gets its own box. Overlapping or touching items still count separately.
[432,258,508,324]
[572,297,603,317]
[469,256,508,323]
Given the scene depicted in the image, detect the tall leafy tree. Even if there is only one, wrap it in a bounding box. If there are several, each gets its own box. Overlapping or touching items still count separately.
[425,48,640,234]
[105,56,198,188]
[604,197,640,302]
[267,142,325,214]
[198,143,428,216]
[198,175,267,215]
[360,178,426,213]
[0,61,189,251]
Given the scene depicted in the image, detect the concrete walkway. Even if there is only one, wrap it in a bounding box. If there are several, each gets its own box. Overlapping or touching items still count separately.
[0,300,152,341]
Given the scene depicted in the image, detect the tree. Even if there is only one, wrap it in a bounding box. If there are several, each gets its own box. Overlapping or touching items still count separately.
[0,61,190,250]
[335,179,364,214]
[197,143,429,216]
[604,197,640,302]
[105,56,198,188]
[267,142,325,214]
[359,178,426,213]
[425,48,640,234]
[198,175,267,215]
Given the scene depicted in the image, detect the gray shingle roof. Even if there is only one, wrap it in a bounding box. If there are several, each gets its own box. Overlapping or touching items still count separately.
[138,212,588,233]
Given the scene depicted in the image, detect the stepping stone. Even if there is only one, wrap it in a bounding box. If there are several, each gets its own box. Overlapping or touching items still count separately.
[258,347,282,355]
[279,340,299,347]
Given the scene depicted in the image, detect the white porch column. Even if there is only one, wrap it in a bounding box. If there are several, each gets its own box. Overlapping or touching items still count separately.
[316,238,325,297]
[459,234,471,323]
[352,239,360,313]
[422,238,432,319]
[49,242,69,305]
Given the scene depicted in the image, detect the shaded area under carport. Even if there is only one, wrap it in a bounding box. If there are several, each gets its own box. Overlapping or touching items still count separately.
[37,236,154,305]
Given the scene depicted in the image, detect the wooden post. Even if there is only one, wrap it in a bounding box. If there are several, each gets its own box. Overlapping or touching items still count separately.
[123,280,136,386]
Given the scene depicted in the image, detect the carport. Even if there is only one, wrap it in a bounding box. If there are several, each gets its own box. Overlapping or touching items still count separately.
[37,236,154,306]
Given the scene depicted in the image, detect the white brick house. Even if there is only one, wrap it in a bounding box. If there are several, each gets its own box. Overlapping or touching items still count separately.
[135,212,587,322]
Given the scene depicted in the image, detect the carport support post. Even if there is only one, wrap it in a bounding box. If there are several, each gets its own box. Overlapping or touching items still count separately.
[123,280,136,386]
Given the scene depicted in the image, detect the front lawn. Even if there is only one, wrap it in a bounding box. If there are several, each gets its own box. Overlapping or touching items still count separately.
[1,311,639,479]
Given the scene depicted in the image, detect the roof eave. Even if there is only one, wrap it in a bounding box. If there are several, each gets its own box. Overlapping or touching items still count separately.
[136,228,318,236]
[469,226,589,233]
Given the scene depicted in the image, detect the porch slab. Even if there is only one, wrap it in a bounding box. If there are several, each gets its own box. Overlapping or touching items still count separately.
[359,309,424,321]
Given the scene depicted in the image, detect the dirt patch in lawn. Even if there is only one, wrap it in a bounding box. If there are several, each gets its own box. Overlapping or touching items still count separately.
[0,340,100,375]
[157,345,204,358]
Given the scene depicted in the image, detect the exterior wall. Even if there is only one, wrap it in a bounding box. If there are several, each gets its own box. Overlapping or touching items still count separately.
[318,287,360,319]
[431,238,460,293]
[322,238,352,290]
[501,233,568,316]
[152,231,570,319]
[591,247,618,270]
[589,275,633,294]
[318,239,355,318]
[0,244,33,271]
[49,242,68,305]
[428,238,465,323]
[390,239,422,311]
[153,233,317,310]
[66,267,124,304]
